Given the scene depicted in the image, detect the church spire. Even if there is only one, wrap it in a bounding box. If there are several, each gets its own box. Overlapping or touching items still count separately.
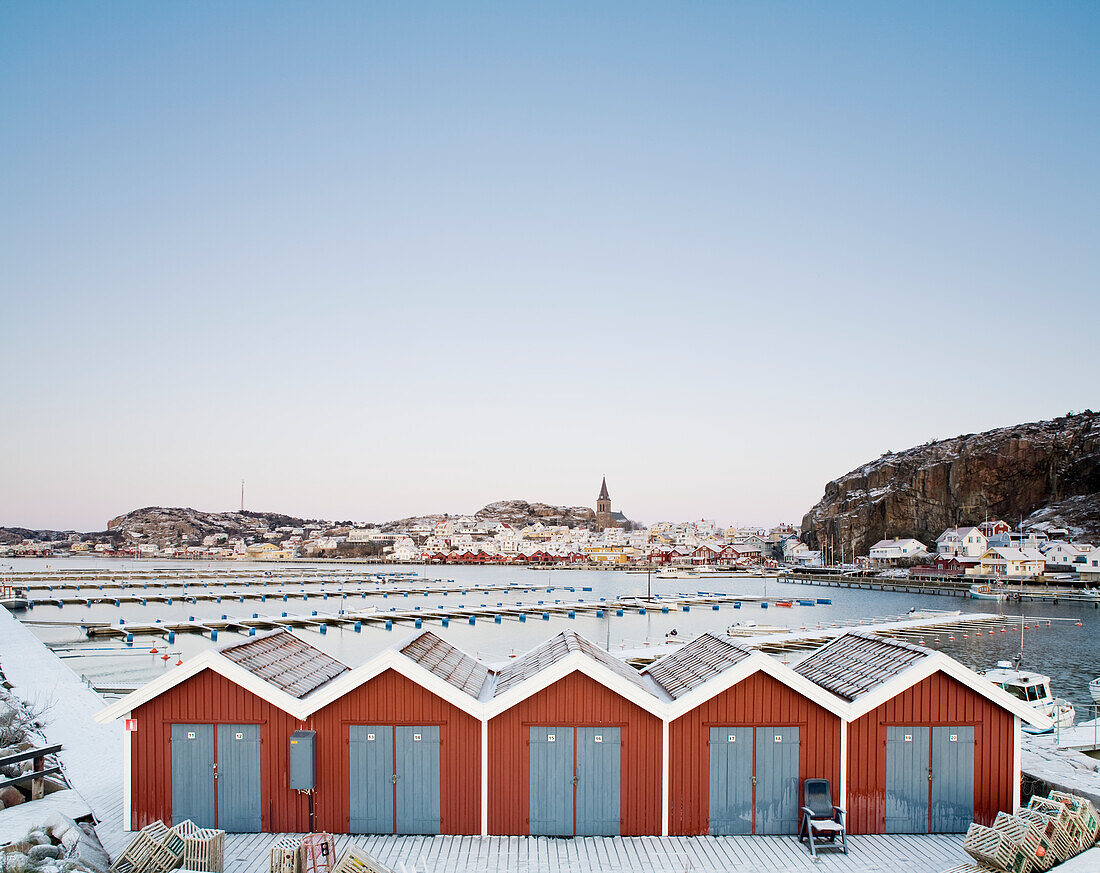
[598,476,610,501]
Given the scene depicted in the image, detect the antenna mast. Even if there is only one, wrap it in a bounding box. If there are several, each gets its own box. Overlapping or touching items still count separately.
[241,479,245,512]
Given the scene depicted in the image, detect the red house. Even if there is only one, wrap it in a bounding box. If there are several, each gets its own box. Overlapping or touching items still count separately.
[793,633,1043,833]
[645,633,843,836]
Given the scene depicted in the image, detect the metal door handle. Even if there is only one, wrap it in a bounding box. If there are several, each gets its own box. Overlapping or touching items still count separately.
[751,776,757,786]
[572,776,579,786]
[392,774,398,784]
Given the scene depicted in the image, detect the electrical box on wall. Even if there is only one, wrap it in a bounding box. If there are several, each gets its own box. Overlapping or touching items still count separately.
[289,729,316,790]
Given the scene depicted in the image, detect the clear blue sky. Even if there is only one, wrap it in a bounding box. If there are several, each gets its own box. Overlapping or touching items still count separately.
[2,2,1098,531]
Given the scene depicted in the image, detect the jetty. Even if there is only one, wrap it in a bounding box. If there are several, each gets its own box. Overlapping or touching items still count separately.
[787,572,1100,605]
[21,590,773,642]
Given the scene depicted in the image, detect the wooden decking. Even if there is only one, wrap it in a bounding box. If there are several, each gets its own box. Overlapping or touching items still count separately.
[219,832,967,873]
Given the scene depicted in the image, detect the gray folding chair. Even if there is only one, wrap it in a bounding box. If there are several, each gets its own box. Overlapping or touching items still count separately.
[799,778,848,857]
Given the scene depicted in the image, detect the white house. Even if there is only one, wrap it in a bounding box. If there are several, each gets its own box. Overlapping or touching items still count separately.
[1081,547,1100,582]
[1039,541,1088,569]
[935,526,988,558]
[979,547,1046,577]
[868,538,928,565]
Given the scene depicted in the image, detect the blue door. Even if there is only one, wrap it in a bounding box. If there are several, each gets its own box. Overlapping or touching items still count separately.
[576,727,620,836]
[709,727,753,835]
[931,726,974,833]
[529,726,574,835]
[349,726,394,833]
[754,726,800,834]
[886,726,930,833]
[216,724,261,832]
[396,726,441,835]
[171,724,215,828]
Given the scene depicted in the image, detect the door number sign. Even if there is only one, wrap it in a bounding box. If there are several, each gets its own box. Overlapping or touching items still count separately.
[367,733,375,741]
[594,735,603,743]
[413,733,422,742]
[547,734,556,742]
[904,734,913,742]
[235,732,243,740]
[728,735,736,743]
[187,731,196,739]
[950,734,958,742]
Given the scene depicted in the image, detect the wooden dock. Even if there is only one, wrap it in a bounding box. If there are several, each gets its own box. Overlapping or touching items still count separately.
[19,581,553,609]
[210,831,969,873]
[786,573,1100,605]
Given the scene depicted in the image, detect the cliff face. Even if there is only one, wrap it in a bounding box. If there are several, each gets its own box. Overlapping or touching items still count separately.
[801,411,1100,555]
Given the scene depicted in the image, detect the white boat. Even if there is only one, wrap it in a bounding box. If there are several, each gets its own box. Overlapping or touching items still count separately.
[907,607,962,619]
[969,583,1006,601]
[983,659,1076,730]
[1090,677,1100,704]
[656,567,701,579]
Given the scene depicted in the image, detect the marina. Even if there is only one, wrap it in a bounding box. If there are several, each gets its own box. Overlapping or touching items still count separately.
[3,562,1100,872]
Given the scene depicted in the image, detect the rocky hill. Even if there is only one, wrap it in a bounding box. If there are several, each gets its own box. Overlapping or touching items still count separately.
[104,507,329,547]
[2,499,606,546]
[380,500,599,532]
[475,500,597,528]
[801,411,1100,555]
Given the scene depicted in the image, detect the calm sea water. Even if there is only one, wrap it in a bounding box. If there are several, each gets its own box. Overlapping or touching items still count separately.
[5,558,1098,714]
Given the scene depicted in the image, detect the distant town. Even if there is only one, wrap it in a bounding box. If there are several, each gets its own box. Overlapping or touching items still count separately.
[4,478,1098,583]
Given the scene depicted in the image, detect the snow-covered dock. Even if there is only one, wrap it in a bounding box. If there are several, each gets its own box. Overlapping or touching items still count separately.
[0,605,128,858]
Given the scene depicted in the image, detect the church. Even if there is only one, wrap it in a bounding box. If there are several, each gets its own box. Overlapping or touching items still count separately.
[594,477,630,530]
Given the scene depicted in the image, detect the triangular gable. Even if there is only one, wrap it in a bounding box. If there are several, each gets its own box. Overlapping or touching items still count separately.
[94,648,307,723]
[664,651,850,721]
[298,644,487,720]
[485,650,668,719]
[844,652,1050,728]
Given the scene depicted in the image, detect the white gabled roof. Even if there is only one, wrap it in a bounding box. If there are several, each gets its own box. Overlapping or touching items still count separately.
[844,650,1051,728]
[95,629,1047,731]
[95,646,310,723]
[663,649,850,722]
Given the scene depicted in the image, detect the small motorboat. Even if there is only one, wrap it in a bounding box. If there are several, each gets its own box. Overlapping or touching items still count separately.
[655,567,700,579]
[984,657,1076,730]
[1090,676,1100,704]
[907,607,962,619]
[969,583,1007,601]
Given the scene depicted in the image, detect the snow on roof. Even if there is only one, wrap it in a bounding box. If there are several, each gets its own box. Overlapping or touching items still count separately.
[792,632,928,702]
[494,630,652,697]
[986,547,1046,561]
[643,633,753,699]
[400,630,490,698]
[219,630,348,699]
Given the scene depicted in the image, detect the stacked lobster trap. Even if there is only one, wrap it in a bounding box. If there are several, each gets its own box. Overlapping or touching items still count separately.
[109,820,223,873]
[942,790,1100,873]
[266,836,394,873]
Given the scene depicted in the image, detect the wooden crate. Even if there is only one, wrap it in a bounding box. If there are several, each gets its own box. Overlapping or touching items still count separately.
[1049,790,1100,844]
[992,812,1054,871]
[142,819,199,873]
[963,823,1029,873]
[181,828,226,873]
[110,821,171,873]
[300,833,337,873]
[270,837,302,873]
[1016,808,1073,862]
[1028,796,1087,852]
[332,845,394,873]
